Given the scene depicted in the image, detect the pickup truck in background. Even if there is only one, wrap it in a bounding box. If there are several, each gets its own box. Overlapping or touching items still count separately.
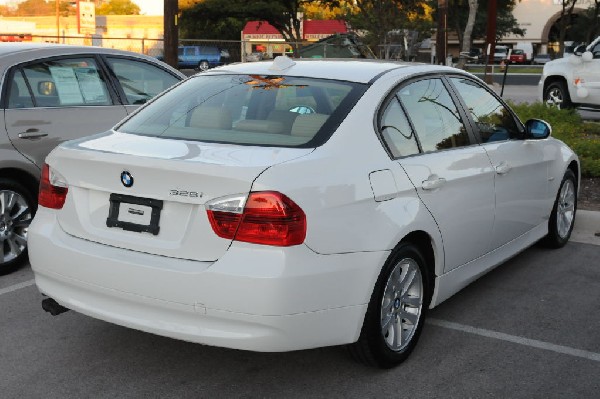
[158,46,230,71]
[539,36,600,109]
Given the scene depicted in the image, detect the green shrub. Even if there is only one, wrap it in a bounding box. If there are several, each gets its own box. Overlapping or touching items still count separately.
[509,102,600,177]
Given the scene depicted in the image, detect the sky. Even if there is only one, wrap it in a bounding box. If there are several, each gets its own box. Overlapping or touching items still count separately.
[0,0,164,16]
[131,0,163,16]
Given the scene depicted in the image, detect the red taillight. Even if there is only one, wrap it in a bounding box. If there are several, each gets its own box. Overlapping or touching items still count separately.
[38,163,68,209]
[207,191,306,247]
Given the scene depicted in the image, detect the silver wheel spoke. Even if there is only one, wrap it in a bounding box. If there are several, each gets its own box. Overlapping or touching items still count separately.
[392,318,402,348]
[400,310,418,325]
[381,314,393,335]
[401,295,421,308]
[0,189,30,265]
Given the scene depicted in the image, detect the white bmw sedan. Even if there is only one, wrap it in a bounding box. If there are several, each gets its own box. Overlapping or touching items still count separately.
[29,57,579,368]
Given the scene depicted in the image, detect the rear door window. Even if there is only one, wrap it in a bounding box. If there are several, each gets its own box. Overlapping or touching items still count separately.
[396,78,471,152]
[104,57,181,105]
[9,57,112,108]
[449,77,522,143]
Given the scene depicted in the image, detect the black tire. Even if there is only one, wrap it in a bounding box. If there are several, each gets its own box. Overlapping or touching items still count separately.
[197,60,210,72]
[544,170,577,248]
[0,178,36,275]
[544,81,572,109]
[348,243,430,368]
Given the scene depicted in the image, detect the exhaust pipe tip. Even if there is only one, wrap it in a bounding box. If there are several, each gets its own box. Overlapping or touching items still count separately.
[42,298,70,316]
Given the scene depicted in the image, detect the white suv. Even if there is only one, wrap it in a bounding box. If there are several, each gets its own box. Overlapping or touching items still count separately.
[539,36,600,109]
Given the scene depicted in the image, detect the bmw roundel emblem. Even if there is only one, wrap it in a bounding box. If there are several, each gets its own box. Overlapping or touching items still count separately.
[121,171,134,188]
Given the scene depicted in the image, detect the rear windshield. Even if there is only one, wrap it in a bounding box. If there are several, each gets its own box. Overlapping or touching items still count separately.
[118,74,366,148]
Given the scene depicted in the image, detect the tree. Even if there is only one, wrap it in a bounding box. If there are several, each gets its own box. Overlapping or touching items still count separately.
[582,1,600,43]
[15,0,53,16]
[96,0,141,15]
[555,1,579,56]
[179,0,203,10]
[344,1,434,58]
[181,0,314,55]
[437,0,524,53]
[456,0,478,69]
[303,0,348,19]
[0,5,15,16]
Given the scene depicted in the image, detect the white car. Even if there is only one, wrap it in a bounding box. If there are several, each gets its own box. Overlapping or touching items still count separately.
[30,57,579,368]
[539,35,600,109]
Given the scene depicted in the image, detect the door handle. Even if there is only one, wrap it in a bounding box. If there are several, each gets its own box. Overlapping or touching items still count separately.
[495,161,511,175]
[18,129,48,140]
[422,176,446,190]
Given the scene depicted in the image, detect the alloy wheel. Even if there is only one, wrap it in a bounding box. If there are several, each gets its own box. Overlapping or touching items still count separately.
[557,179,576,239]
[0,190,32,264]
[380,257,424,352]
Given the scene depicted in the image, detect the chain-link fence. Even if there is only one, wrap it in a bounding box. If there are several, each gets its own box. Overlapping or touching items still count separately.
[24,35,252,64]
[20,35,387,67]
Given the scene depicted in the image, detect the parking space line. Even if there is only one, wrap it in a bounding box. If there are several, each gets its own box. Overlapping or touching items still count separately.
[427,318,600,362]
[0,279,36,297]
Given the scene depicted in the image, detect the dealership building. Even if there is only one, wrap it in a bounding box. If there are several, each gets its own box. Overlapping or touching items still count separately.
[488,0,597,54]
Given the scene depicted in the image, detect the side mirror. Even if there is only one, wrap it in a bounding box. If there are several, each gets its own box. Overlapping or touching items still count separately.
[573,44,587,56]
[525,119,551,139]
[582,51,594,62]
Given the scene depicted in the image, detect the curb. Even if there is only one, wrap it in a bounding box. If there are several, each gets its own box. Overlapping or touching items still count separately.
[572,210,600,246]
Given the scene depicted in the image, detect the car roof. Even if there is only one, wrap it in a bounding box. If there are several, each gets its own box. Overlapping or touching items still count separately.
[207,58,460,84]
[0,42,109,56]
[0,42,185,77]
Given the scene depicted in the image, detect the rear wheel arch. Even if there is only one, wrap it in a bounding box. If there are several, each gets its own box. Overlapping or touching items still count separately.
[543,76,573,108]
[567,160,580,189]
[0,168,39,204]
[544,75,568,94]
[400,231,437,299]
[349,233,436,368]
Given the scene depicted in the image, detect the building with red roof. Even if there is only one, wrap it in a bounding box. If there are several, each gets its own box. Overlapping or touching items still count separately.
[241,19,348,60]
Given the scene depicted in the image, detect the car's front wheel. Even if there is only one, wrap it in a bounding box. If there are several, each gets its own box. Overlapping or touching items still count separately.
[0,179,35,275]
[544,169,577,248]
[544,81,572,109]
[348,243,430,368]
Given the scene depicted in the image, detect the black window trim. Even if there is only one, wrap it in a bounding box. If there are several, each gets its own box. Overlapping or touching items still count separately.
[99,54,183,106]
[2,53,122,110]
[375,72,481,160]
[443,73,526,144]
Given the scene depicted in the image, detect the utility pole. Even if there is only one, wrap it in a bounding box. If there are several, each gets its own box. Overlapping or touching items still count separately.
[436,0,447,65]
[164,0,179,69]
[484,0,498,84]
[56,0,60,42]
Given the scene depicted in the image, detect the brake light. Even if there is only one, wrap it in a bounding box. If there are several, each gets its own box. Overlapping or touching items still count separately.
[38,163,68,209]
[207,191,306,246]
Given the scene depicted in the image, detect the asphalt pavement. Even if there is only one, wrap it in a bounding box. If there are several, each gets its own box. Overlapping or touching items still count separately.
[1,212,599,398]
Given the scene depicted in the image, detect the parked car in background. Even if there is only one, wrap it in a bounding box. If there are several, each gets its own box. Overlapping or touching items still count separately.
[177,45,224,71]
[533,53,552,65]
[509,49,527,64]
[31,57,579,369]
[245,52,266,62]
[493,45,509,63]
[459,48,483,63]
[0,43,184,274]
[540,35,600,109]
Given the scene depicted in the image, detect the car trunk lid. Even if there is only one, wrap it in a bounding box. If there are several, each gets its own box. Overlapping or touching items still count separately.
[48,132,313,262]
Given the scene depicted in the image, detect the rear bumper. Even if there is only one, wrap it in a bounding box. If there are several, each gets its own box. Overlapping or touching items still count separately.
[30,209,387,351]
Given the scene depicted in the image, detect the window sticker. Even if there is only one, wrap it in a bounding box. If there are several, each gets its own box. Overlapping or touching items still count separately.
[49,66,85,105]
[74,67,107,103]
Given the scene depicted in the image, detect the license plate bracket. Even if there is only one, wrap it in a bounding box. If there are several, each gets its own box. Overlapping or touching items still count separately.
[106,193,163,235]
